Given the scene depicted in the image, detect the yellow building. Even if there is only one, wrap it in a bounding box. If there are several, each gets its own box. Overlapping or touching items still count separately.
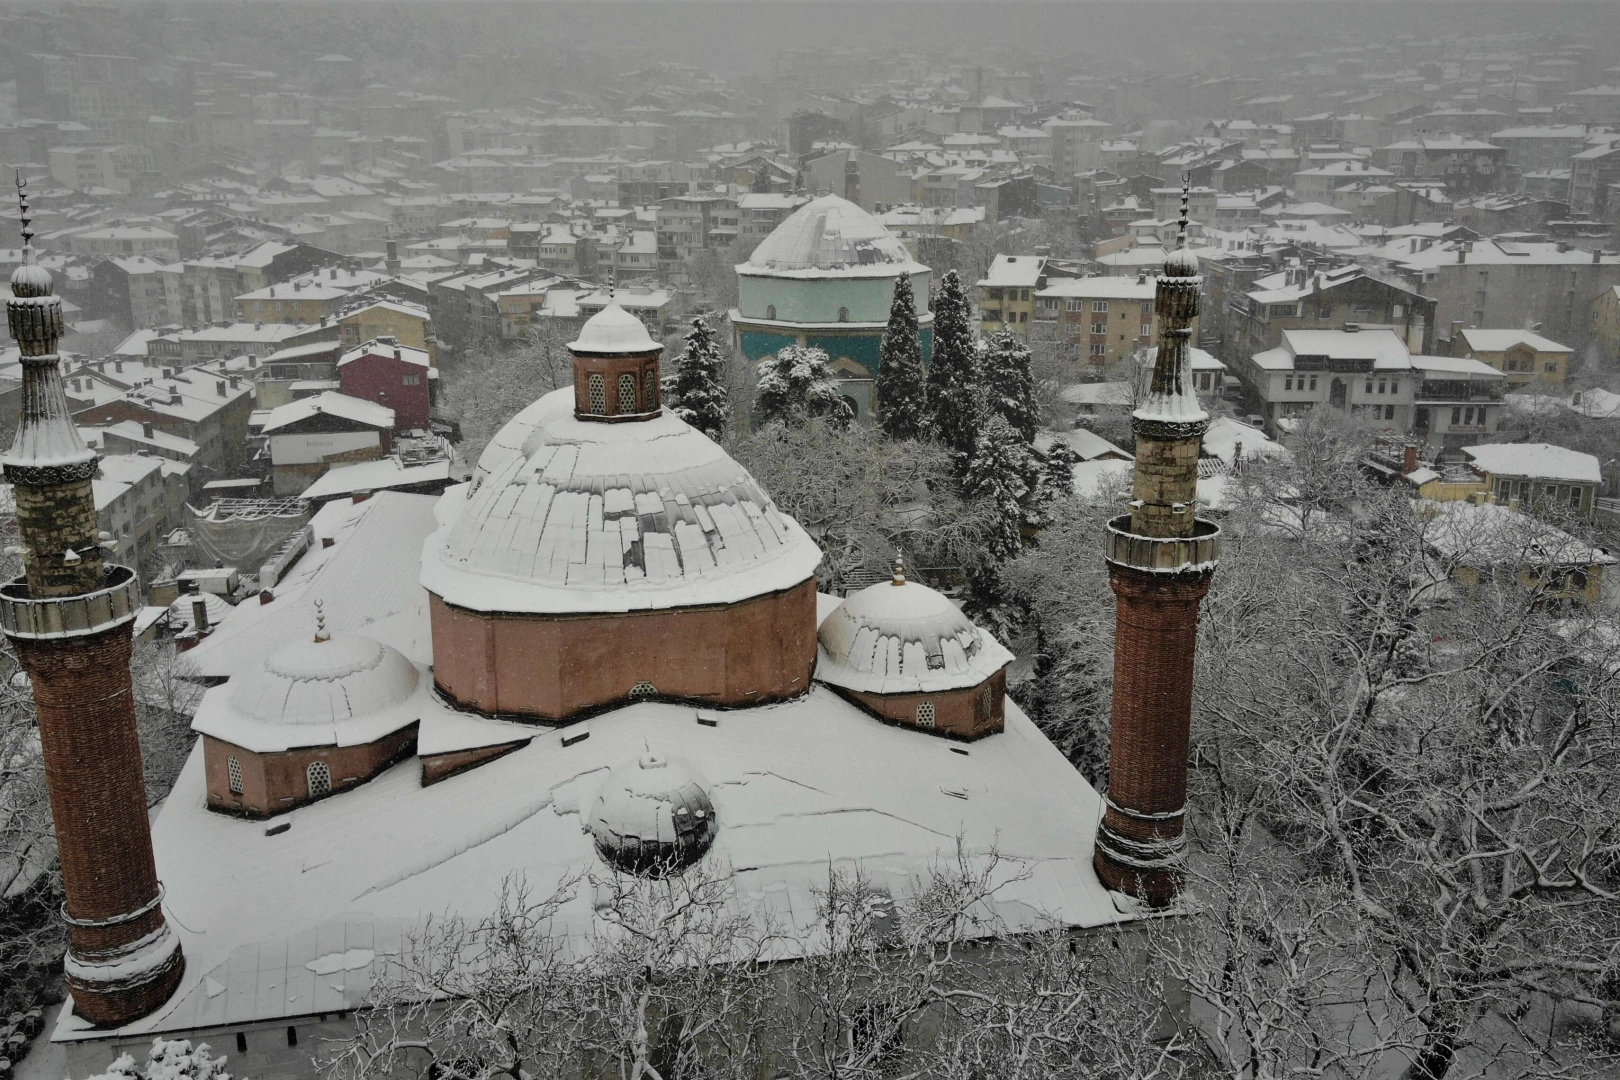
[1423,499,1612,607]
[1455,327,1572,389]
[338,299,437,362]
[976,254,1043,337]
[1594,284,1620,364]
[236,281,349,324]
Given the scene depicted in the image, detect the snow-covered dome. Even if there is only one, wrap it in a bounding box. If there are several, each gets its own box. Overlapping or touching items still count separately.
[192,632,422,753]
[1162,245,1200,278]
[587,752,717,876]
[740,195,925,278]
[10,260,53,298]
[420,387,822,614]
[568,302,658,355]
[816,570,1014,694]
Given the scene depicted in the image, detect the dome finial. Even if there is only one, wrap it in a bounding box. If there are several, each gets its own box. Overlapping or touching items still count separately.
[891,550,906,586]
[15,170,34,258]
[313,599,330,643]
[11,170,53,297]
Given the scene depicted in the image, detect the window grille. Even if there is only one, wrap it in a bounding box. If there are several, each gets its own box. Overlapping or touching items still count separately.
[589,373,605,413]
[629,681,657,701]
[837,306,850,322]
[307,761,331,798]
[619,373,637,413]
[228,755,243,794]
[917,701,936,728]
[644,368,658,410]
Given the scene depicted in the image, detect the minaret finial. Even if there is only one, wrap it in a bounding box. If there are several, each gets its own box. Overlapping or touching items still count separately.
[313,598,330,642]
[1175,173,1190,252]
[16,171,35,261]
[891,550,906,586]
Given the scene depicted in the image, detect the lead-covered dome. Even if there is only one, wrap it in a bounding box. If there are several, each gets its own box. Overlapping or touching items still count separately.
[740,194,926,278]
[817,574,1014,694]
[420,388,822,614]
[588,752,717,876]
[568,303,658,355]
[192,632,422,752]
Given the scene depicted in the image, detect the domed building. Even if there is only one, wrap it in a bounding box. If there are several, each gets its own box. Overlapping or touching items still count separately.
[816,559,1014,739]
[421,303,823,720]
[731,194,932,423]
[588,752,718,876]
[191,628,425,816]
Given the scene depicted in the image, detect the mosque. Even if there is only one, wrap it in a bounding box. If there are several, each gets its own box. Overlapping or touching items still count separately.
[7,179,1218,1078]
[730,194,933,423]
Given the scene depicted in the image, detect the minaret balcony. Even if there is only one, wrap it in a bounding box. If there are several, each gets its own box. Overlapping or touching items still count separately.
[0,564,140,640]
[1104,515,1221,575]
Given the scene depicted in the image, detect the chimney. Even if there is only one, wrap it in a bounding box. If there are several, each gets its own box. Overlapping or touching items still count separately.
[1457,246,1466,263]
[248,353,257,368]
[254,320,263,329]
[329,267,338,280]
[1595,248,1604,265]
[190,596,210,635]
[393,346,402,362]
[115,361,123,372]
[1402,441,1418,474]
[141,421,154,438]
[169,392,181,405]
[1556,241,1569,253]
[260,589,274,605]
[352,490,372,504]
[216,380,226,397]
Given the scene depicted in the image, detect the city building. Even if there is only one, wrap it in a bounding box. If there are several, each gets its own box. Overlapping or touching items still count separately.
[1462,443,1603,519]
[731,195,933,423]
[1032,276,1175,367]
[976,254,1044,335]
[1223,262,1436,363]
[1594,284,1620,362]
[260,391,396,495]
[336,338,435,432]
[1452,328,1572,389]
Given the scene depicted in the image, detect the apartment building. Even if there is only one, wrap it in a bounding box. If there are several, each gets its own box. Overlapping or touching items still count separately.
[1223,263,1436,364]
[1452,328,1573,389]
[1031,276,1178,366]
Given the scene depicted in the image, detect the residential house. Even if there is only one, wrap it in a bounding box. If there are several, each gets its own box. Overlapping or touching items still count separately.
[255,341,343,410]
[337,338,435,431]
[260,392,396,495]
[1423,500,1612,606]
[1223,263,1437,365]
[1593,284,1620,362]
[71,365,256,481]
[1453,328,1572,389]
[91,452,190,569]
[976,254,1045,336]
[337,299,436,360]
[1462,443,1603,520]
[89,255,184,329]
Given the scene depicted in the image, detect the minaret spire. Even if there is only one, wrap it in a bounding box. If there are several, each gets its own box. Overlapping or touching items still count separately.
[1,173,185,1023]
[1094,172,1221,907]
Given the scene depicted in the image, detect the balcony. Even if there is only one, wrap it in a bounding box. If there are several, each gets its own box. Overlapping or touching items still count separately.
[1104,516,1222,575]
[0,565,140,641]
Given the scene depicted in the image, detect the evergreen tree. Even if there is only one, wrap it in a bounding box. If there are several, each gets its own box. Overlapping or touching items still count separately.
[750,165,772,194]
[754,345,854,430]
[876,274,928,440]
[663,315,730,440]
[1024,440,1081,530]
[925,269,982,471]
[981,328,1039,447]
[963,413,1031,562]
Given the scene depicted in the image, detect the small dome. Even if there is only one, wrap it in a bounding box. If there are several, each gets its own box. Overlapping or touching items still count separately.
[741,195,924,277]
[817,576,1013,694]
[568,303,658,355]
[1162,245,1200,278]
[228,633,419,728]
[10,260,53,298]
[588,752,717,876]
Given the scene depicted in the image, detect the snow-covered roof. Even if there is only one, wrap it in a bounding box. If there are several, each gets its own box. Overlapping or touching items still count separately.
[817,575,1013,695]
[298,457,454,501]
[104,687,1129,1040]
[1283,328,1410,368]
[977,254,1044,289]
[421,388,822,615]
[1407,355,1504,379]
[1202,416,1286,465]
[567,302,658,354]
[1423,501,1614,569]
[261,392,395,434]
[1457,328,1572,354]
[1462,442,1602,483]
[192,634,422,754]
[1036,277,1156,300]
[185,493,438,679]
[338,341,432,369]
[739,195,925,280]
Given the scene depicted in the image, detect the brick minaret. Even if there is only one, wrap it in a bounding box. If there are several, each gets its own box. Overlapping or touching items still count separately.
[1094,180,1222,906]
[1,176,183,1024]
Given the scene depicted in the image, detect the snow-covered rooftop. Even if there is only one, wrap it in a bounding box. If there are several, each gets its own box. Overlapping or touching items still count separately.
[1462,442,1602,483]
[567,302,658,354]
[262,392,395,434]
[421,388,822,615]
[739,195,925,280]
[817,575,1013,695]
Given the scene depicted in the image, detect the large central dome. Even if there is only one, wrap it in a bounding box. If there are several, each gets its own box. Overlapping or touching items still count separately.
[740,194,925,278]
[420,388,822,614]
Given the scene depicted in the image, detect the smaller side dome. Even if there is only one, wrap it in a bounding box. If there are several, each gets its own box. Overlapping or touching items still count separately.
[232,633,419,726]
[588,752,717,877]
[568,303,658,355]
[817,575,1013,694]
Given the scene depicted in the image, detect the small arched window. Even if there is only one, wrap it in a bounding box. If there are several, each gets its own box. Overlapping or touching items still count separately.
[766,304,777,320]
[589,373,606,414]
[837,306,850,323]
[619,373,637,413]
[629,681,657,701]
[307,761,331,798]
[227,755,243,794]
[644,368,658,410]
[916,701,936,729]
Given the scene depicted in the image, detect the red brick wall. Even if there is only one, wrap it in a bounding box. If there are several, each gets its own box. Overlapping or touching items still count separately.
[429,577,817,719]
[840,667,1006,740]
[16,624,184,1024]
[202,724,417,817]
[1094,564,1212,906]
[338,352,432,431]
[572,349,661,419]
[420,740,528,785]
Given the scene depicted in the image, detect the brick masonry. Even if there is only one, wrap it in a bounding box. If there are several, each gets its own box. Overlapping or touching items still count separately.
[16,624,184,1024]
[201,725,419,817]
[571,348,661,420]
[839,667,1007,740]
[1094,564,1212,906]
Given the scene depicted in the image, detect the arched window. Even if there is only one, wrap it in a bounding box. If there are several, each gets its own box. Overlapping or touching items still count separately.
[307,761,331,798]
[837,306,850,322]
[227,755,243,794]
[976,686,993,723]
[644,368,658,410]
[765,304,777,320]
[629,681,657,701]
[916,701,936,729]
[619,373,637,413]
[589,373,606,414]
